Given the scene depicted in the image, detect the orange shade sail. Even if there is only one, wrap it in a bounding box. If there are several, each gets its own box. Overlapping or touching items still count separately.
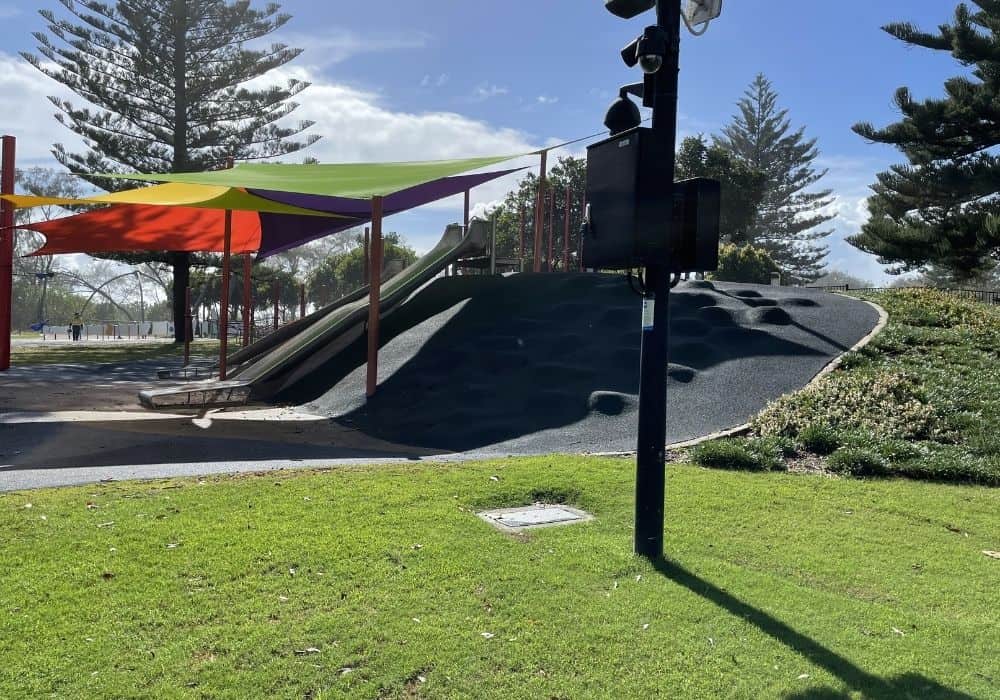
[23,204,264,256]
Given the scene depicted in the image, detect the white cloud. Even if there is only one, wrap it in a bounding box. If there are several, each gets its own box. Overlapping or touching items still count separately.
[272,29,430,69]
[420,73,449,88]
[0,53,86,165]
[537,95,559,105]
[0,5,20,19]
[471,83,509,101]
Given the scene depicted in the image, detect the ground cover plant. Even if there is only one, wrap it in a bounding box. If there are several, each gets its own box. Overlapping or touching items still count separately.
[1,457,997,698]
[9,339,220,366]
[694,289,1000,485]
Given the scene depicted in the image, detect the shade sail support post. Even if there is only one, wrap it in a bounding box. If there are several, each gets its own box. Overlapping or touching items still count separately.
[273,279,280,330]
[299,284,306,319]
[363,227,370,285]
[563,186,571,272]
[533,151,547,273]
[518,207,525,272]
[547,188,555,272]
[0,135,15,372]
[242,254,252,347]
[219,210,233,380]
[366,196,385,398]
[184,286,192,366]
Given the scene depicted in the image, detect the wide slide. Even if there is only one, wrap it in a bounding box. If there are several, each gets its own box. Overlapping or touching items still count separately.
[140,221,488,410]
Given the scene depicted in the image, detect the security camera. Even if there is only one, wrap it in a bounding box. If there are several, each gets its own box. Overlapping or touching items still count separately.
[622,26,667,74]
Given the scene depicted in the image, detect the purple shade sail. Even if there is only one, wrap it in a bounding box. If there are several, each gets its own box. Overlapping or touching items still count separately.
[251,168,523,259]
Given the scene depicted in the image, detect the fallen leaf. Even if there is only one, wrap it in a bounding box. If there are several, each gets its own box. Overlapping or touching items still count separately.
[339,667,353,675]
[983,551,1000,560]
[279,596,289,602]
[166,542,180,548]
[22,503,32,509]
[481,632,495,639]
[489,475,500,482]
[892,627,905,636]
[636,575,642,582]
[708,638,715,646]
[642,623,650,630]
[293,647,321,656]
[97,522,115,528]
[86,503,99,510]
[39,515,47,521]
[417,676,427,683]
[412,618,421,623]
[412,544,423,550]
[289,568,296,576]
[797,674,810,680]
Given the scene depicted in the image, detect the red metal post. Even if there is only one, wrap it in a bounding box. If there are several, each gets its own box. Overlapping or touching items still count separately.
[242,254,252,347]
[219,210,232,380]
[184,286,192,366]
[299,283,306,319]
[273,279,280,330]
[563,186,571,272]
[366,196,384,398]
[363,226,370,284]
[0,136,15,372]
[532,151,548,273]
[547,188,555,272]
[518,207,525,272]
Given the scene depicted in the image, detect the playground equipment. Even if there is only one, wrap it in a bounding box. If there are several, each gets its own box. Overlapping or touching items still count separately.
[139,220,488,409]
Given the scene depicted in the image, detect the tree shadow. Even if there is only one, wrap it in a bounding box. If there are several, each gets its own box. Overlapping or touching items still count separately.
[652,558,976,700]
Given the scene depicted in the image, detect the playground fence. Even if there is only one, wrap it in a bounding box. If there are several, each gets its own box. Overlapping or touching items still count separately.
[807,285,1000,305]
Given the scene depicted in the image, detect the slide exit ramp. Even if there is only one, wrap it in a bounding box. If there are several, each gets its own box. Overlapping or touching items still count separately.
[140,221,487,410]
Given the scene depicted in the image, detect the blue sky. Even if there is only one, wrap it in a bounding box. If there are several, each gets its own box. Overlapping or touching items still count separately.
[0,1,966,281]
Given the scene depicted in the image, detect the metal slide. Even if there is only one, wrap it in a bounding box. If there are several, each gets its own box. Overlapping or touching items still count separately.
[140,221,488,410]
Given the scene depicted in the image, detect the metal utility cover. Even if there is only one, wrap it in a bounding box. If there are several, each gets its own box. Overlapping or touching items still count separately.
[478,505,593,531]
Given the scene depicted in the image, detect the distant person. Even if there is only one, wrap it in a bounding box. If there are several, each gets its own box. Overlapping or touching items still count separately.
[148,322,154,338]
[71,312,83,341]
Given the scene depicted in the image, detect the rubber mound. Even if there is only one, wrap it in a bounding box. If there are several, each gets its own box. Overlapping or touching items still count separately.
[289,274,879,454]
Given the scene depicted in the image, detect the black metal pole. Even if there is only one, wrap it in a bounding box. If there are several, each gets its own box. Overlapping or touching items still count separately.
[634,0,681,559]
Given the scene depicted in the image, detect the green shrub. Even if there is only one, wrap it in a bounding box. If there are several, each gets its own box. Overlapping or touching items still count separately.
[798,424,841,455]
[827,448,890,478]
[690,438,783,472]
[710,243,779,284]
[752,370,939,441]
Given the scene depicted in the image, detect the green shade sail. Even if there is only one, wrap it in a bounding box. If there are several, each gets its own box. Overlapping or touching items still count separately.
[105,155,524,198]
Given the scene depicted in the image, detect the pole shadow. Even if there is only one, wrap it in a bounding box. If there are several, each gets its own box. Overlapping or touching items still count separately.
[652,557,976,700]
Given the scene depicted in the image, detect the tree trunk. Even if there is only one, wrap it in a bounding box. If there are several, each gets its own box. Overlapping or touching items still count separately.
[171,251,190,343]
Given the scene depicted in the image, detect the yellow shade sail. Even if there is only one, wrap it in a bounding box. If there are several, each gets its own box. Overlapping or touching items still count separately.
[2,183,346,218]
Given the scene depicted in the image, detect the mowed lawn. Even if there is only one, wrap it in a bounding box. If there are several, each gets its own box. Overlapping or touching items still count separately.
[9,339,221,366]
[1,457,996,699]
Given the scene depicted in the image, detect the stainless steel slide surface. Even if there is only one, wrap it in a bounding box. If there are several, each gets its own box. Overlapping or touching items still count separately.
[140,221,487,409]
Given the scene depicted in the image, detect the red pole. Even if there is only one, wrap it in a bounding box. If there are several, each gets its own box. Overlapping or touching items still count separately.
[533,150,547,273]
[363,226,370,285]
[547,188,555,272]
[299,283,306,319]
[219,210,232,380]
[242,254,252,347]
[518,207,525,272]
[273,279,280,330]
[0,135,15,372]
[463,189,470,231]
[366,196,384,398]
[563,186,571,272]
[184,286,192,366]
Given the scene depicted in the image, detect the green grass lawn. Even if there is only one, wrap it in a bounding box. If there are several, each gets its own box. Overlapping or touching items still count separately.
[9,339,220,366]
[2,457,997,699]
[694,289,1000,486]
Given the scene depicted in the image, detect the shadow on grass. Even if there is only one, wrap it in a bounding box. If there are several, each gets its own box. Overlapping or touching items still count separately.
[653,558,975,700]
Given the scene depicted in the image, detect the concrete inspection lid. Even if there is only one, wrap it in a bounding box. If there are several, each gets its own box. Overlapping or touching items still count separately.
[478,504,593,531]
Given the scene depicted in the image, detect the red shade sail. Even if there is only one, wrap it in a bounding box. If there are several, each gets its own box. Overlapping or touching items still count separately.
[24,205,266,255]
